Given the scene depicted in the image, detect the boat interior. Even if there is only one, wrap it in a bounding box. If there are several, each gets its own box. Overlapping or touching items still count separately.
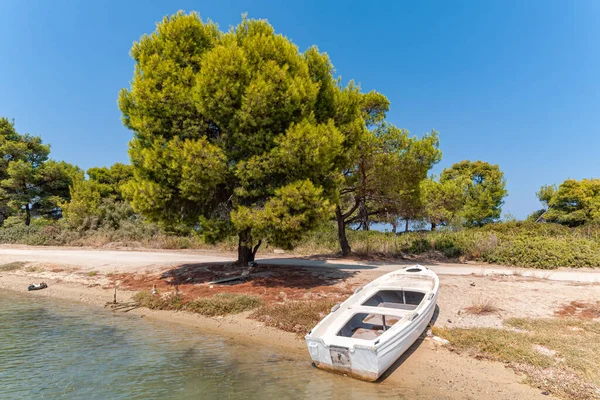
[336,290,426,340]
[362,290,424,311]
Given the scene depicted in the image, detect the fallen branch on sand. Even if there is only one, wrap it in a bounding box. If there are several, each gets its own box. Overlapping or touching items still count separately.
[105,301,139,312]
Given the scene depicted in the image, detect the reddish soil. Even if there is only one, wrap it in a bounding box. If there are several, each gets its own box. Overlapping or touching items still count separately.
[108,263,357,303]
[554,300,600,319]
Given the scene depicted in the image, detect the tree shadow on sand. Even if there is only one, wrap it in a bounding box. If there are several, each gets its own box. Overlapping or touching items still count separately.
[258,256,379,271]
[159,261,361,290]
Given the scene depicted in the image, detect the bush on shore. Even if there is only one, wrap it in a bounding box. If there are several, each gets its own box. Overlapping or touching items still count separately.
[250,300,336,335]
[291,221,600,269]
[133,291,262,317]
[0,219,237,251]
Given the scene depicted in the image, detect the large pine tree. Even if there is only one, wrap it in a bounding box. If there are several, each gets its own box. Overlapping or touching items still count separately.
[119,12,373,263]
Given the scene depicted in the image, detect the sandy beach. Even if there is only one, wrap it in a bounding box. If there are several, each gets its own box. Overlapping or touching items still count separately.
[3,245,599,399]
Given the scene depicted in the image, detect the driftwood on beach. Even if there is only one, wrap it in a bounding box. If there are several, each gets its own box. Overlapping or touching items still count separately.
[105,301,139,312]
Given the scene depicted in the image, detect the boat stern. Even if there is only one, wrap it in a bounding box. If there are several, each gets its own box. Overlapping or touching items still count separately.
[305,337,381,381]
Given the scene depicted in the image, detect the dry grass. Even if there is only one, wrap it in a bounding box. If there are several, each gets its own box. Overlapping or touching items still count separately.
[133,291,262,317]
[133,290,183,310]
[185,293,262,316]
[555,301,600,320]
[250,299,336,336]
[24,265,43,273]
[433,318,600,399]
[464,298,500,315]
[0,261,27,271]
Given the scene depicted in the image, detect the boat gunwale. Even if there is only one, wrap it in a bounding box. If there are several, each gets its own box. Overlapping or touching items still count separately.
[306,267,439,350]
[308,296,438,351]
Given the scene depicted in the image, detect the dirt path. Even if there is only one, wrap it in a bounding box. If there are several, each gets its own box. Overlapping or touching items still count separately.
[2,244,600,282]
[0,245,232,271]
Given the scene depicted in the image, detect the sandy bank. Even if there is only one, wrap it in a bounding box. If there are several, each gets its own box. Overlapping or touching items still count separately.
[0,267,560,400]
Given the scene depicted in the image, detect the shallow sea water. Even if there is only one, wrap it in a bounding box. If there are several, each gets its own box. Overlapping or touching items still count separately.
[0,291,419,399]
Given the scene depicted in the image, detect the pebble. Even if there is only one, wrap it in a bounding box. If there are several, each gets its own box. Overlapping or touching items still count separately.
[432,336,450,345]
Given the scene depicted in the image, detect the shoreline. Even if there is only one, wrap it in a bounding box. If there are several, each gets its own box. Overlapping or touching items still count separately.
[0,269,558,399]
[0,274,306,356]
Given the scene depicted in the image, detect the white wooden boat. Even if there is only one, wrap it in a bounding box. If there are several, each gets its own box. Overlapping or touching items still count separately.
[305,265,439,381]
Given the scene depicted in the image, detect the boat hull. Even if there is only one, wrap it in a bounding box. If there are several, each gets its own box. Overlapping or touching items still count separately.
[305,265,439,381]
[306,295,436,381]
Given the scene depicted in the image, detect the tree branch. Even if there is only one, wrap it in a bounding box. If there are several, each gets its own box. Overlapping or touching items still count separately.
[346,208,386,224]
[252,239,263,258]
[341,197,361,220]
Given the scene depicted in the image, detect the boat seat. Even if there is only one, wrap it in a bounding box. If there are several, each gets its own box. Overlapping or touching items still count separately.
[351,328,383,340]
[362,290,424,311]
[362,314,400,326]
[377,302,417,311]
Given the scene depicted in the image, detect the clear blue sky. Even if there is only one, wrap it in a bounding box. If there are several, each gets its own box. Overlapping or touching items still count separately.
[1,0,599,219]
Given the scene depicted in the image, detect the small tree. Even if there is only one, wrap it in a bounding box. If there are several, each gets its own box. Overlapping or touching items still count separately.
[62,164,136,230]
[544,179,600,226]
[527,184,557,222]
[537,184,557,209]
[421,177,465,230]
[440,160,507,227]
[62,174,102,228]
[87,163,133,201]
[0,118,78,225]
[335,124,441,253]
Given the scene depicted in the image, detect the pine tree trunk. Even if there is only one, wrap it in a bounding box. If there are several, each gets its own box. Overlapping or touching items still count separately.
[404,218,409,233]
[237,229,254,266]
[25,204,31,226]
[336,206,351,256]
[431,222,437,231]
[391,221,397,234]
[358,201,369,231]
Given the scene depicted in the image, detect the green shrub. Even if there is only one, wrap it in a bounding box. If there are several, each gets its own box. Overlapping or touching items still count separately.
[408,237,431,254]
[2,216,26,228]
[434,237,463,258]
[0,225,51,245]
[483,235,600,269]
